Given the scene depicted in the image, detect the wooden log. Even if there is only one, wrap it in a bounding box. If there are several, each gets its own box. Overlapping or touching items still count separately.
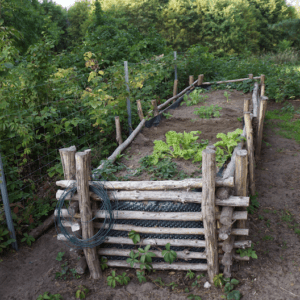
[98,248,206,260]
[96,119,146,171]
[235,150,248,240]
[57,176,234,191]
[252,82,259,118]
[59,146,77,180]
[221,235,235,278]
[244,112,255,195]
[256,96,268,159]
[189,75,194,89]
[107,260,208,271]
[29,215,55,239]
[233,254,250,261]
[222,235,235,253]
[222,143,243,179]
[56,190,249,207]
[202,148,219,283]
[76,151,102,279]
[75,257,88,275]
[220,207,234,226]
[215,187,230,200]
[201,77,261,86]
[151,100,159,117]
[248,74,253,80]
[219,224,232,241]
[136,100,144,121]
[260,84,265,97]
[198,74,204,86]
[260,74,265,85]
[244,99,250,112]
[115,116,123,145]
[173,79,178,98]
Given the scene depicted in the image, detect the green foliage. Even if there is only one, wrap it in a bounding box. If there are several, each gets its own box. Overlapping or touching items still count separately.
[0,226,16,253]
[168,282,178,290]
[128,230,141,245]
[224,91,231,103]
[213,274,225,288]
[136,270,147,283]
[247,192,260,214]
[56,252,65,262]
[107,271,130,288]
[194,105,222,119]
[181,89,208,106]
[55,261,80,280]
[21,233,35,246]
[100,257,108,271]
[36,292,62,300]
[161,243,177,264]
[153,277,165,287]
[187,295,202,300]
[186,269,195,280]
[126,250,139,268]
[117,272,131,285]
[215,276,242,300]
[236,244,257,259]
[138,245,156,271]
[75,285,89,299]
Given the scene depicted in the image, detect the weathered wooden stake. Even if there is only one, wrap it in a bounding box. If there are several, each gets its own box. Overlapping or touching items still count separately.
[189,75,194,89]
[244,112,255,195]
[76,151,102,279]
[202,148,219,283]
[260,84,265,97]
[256,96,268,159]
[115,116,123,146]
[151,100,159,117]
[136,100,144,121]
[260,74,265,85]
[244,99,250,113]
[173,79,178,102]
[248,74,253,80]
[198,74,204,86]
[59,146,77,180]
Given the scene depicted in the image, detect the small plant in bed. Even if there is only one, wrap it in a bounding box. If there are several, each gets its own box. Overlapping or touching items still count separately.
[194,105,222,119]
[181,89,208,106]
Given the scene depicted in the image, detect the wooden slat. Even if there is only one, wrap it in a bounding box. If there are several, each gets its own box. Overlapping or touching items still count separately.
[106,260,208,271]
[56,190,249,207]
[56,176,234,190]
[55,209,248,221]
[98,248,206,260]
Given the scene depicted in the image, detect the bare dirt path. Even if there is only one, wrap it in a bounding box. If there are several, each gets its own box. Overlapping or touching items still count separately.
[1,101,300,300]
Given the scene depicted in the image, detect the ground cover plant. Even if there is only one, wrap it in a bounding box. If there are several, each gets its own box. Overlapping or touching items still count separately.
[194,105,222,119]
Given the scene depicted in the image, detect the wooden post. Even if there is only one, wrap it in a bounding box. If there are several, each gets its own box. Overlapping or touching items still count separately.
[244,112,255,195]
[248,74,253,80]
[59,146,77,180]
[173,79,178,102]
[256,96,268,159]
[189,75,194,89]
[115,116,123,146]
[260,84,265,97]
[136,100,144,121]
[260,74,265,85]
[151,100,159,117]
[76,151,102,279]
[244,99,250,113]
[198,74,204,86]
[202,148,219,283]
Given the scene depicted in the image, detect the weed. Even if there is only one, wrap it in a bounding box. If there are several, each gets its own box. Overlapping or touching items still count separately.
[0,227,16,253]
[138,245,156,271]
[136,271,147,283]
[56,252,65,262]
[237,117,242,122]
[75,285,89,299]
[266,219,271,228]
[213,274,225,288]
[21,233,35,246]
[258,215,264,220]
[153,277,165,287]
[194,105,222,119]
[224,91,231,103]
[236,244,257,259]
[185,288,190,293]
[128,230,140,245]
[168,282,178,290]
[186,269,195,280]
[36,292,62,300]
[107,271,130,288]
[163,112,172,119]
[263,141,272,147]
[263,250,269,254]
[187,295,202,300]
[181,89,208,106]
[100,257,108,271]
[263,235,274,241]
[162,243,177,264]
[281,211,293,223]
[295,228,300,236]
[247,192,259,214]
[127,250,139,268]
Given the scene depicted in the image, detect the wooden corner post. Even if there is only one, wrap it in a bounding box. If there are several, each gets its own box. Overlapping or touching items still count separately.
[115,116,123,146]
[59,146,77,180]
[202,148,219,283]
[136,100,144,121]
[256,96,268,159]
[76,151,102,279]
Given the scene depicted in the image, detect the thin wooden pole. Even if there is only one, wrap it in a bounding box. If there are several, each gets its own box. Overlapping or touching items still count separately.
[256,96,268,159]
[244,99,250,112]
[260,84,265,97]
[151,100,159,117]
[136,100,144,121]
[115,116,123,146]
[260,74,265,85]
[124,61,132,135]
[198,74,204,86]
[248,74,253,80]
[59,146,77,180]
[244,112,255,195]
[202,148,219,283]
[189,75,194,89]
[76,151,102,279]
[173,79,178,102]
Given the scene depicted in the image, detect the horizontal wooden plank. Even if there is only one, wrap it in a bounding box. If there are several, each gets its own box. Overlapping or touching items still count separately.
[106,260,208,271]
[55,209,247,222]
[98,248,206,260]
[56,177,234,191]
[56,189,249,207]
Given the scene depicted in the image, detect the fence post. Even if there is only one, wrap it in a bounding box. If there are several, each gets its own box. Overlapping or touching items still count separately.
[76,150,102,279]
[136,100,144,121]
[0,153,18,251]
[151,100,159,117]
[124,61,132,135]
[59,146,77,180]
[198,74,204,86]
[202,148,219,283]
[115,116,123,146]
[256,96,268,160]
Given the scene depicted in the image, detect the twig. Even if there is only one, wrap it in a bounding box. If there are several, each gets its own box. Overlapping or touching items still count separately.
[280,287,300,297]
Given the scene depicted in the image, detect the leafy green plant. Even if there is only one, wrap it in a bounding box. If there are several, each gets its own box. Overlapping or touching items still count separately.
[236,244,257,259]
[107,270,119,288]
[263,235,274,241]
[136,270,147,283]
[138,245,156,271]
[181,89,208,106]
[153,277,165,287]
[186,269,195,280]
[100,257,108,271]
[224,91,231,103]
[127,250,139,268]
[0,227,16,253]
[21,233,35,246]
[56,252,65,262]
[213,274,225,288]
[168,282,178,290]
[118,272,131,285]
[247,192,259,214]
[128,230,140,245]
[36,292,62,300]
[163,112,172,119]
[162,243,177,264]
[75,285,89,299]
[187,294,202,300]
[194,105,222,119]
[222,278,241,300]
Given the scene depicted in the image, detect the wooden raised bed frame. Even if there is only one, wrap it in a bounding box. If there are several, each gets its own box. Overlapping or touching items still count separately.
[55,74,268,282]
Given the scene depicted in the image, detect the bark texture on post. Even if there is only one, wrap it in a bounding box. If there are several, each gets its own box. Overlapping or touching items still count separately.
[248,74,253,79]
[59,146,76,180]
[136,100,144,121]
[76,151,102,279]
[260,74,265,85]
[235,150,248,240]
[115,116,123,145]
[198,74,204,86]
[173,79,178,101]
[260,84,265,97]
[244,99,250,113]
[151,100,159,117]
[202,148,219,283]
[256,96,268,159]
[244,113,255,195]
[189,75,194,89]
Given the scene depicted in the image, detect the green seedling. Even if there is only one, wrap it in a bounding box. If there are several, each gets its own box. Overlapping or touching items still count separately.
[224,91,231,103]
[118,272,130,285]
[281,241,287,249]
[138,245,156,271]
[75,285,89,299]
[181,89,208,106]
[168,282,178,290]
[136,271,147,283]
[236,244,257,259]
[100,257,108,271]
[107,271,129,288]
[263,235,274,241]
[185,288,190,293]
[128,230,140,245]
[258,215,264,220]
[0,228,16,253]
[21,233,35,246]
[213,274,225,288]
[247,192,259,214]
[266,219,271,228]
[162,243,177,264]
[186,269,195,280]
[194,105,222,119]
[163,112,172,119]
[56,252,65,262]
[187,295,202,300]
[127,250,139,268]
[153,277,165,287]
[237,117,242,122]
[36,292,62,300]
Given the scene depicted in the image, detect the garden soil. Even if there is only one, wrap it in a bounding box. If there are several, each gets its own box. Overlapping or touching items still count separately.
[1,100,300,300]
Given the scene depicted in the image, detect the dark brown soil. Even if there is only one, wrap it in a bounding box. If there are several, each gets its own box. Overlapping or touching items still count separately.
[1,100,300,300]
[116,89,248,180]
